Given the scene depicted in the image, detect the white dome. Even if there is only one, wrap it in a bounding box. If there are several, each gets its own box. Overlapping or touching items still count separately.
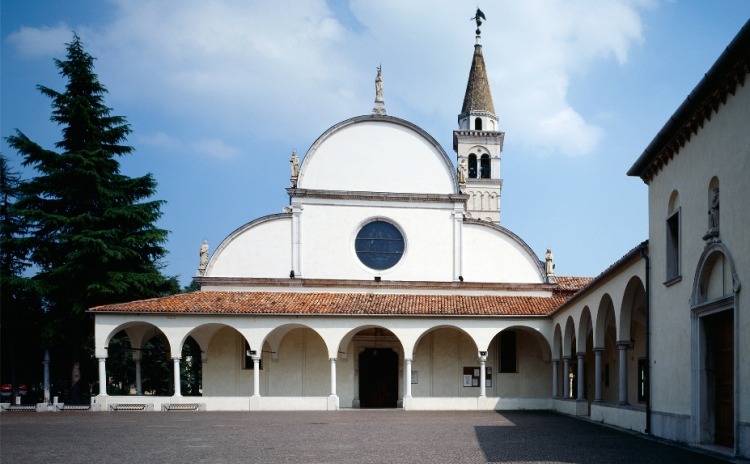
[297,116,456,194]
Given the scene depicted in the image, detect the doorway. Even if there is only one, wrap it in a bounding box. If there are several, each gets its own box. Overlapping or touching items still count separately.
[359,348,398,408]
[705,310,734,447]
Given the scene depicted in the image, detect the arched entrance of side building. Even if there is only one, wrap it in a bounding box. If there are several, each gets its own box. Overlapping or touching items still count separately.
[691,243,740,449]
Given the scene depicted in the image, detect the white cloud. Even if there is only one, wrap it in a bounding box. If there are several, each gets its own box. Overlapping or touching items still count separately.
[6,0,651,158]
[194,138,242,160]
[6,23,71,57]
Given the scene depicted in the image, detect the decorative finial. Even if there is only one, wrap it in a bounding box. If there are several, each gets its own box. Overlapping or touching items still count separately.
[472,8,486,38]
[372,64,386,115]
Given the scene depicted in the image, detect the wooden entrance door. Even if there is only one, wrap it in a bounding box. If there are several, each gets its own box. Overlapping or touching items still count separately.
[707,310,734,447]
[359,348,398,408]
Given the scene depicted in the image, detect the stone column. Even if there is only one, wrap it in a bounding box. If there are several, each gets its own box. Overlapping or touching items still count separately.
[551,359,559,398]
[576,353,585,401]
[252,356,261,397]
[329,358,337,396]
[618,342,629,405]
[479,354,487,398]
[404,358,412,398]
[594,348,603,403]
[563,357,571,399]
[172,357,182,397]
[98,357,108,396]
[133,350,143,396]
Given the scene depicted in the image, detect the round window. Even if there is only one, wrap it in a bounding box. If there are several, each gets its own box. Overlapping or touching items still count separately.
[355,220,405,270]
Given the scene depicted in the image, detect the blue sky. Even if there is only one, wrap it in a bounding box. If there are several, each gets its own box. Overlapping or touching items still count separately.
[2,1,749,287]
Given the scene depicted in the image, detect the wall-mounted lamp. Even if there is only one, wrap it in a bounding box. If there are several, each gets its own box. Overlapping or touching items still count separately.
[374,276,381,282]
[289,270,295,278]
[458,275,464,282]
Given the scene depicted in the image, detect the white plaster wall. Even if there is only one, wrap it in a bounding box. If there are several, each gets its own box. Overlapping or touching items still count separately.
[647,83,750,422]
[298,202,455,280]
[203,328,254,396]
[412,329,479,397]
[208,216,292,278]
[299,120,455,194]
[462,223,542,283]
[265,328,330,396]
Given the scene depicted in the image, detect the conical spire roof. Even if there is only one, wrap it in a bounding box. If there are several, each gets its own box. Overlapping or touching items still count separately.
[461,44,495,115]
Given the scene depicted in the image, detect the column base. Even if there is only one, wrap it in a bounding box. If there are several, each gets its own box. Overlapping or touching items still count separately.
[327,395,339,411]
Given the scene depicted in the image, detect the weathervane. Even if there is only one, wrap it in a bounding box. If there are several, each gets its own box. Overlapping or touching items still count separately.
[472,8,486,36]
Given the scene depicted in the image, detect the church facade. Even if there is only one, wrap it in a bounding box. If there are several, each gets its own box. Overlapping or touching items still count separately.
[88,17,749,459]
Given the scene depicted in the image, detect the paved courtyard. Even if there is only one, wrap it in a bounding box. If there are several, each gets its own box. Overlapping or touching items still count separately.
[0,410,741,463]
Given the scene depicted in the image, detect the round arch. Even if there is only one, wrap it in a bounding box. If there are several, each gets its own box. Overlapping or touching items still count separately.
[595,294,616,348]
[619,277,645,342]
[563,316,576,357]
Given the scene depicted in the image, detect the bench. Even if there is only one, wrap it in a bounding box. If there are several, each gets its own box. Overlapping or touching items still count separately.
[57,404,92,411]
[3,405,37,412]
[162,403,201,411]
[110,403,146,411]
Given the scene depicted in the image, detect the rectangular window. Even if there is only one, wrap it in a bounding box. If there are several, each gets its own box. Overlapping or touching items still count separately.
[637,358,647,403]
[500,331,517,373]
[666,209,680,282]
[243,340,262,370]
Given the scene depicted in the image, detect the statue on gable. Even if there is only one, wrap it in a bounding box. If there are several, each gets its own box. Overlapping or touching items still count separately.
[545,247,556,284]
[290,150,299,178]
[197,239,209,275]
[545,247,555,275]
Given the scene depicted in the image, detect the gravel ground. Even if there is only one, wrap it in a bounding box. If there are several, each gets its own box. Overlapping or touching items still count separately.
[0,409,742,463]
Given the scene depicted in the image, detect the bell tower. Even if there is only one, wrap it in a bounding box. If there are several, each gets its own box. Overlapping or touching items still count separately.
[453,8,505,223]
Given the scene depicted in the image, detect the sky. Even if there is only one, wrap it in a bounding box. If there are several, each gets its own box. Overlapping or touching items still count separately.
[2,1,749,287]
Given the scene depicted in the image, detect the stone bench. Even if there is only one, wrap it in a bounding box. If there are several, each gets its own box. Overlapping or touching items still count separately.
[57,404,92,411]
[3,405,37,412]
[110,404,147,411]
[162,403,203,411]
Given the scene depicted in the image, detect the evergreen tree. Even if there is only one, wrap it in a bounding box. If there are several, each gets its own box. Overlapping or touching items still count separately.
[5,34,178,403]
[0,155,42,393]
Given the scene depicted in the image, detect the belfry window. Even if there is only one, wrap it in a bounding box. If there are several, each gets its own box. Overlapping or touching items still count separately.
[355,220,405,270]
[468,154,477,178]
[480,154,490,178]
[475,117,482,130]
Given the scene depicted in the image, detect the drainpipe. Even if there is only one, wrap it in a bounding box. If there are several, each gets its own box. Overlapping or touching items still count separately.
[639,241,651,435]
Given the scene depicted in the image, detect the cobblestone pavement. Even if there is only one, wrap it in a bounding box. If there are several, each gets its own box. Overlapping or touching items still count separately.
[0,409,743,463]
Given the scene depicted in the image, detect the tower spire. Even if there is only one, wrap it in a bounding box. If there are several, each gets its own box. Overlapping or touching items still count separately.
[453,9,505,223]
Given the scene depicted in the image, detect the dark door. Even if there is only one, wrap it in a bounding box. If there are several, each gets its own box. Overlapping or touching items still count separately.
[359,348,398,408]
[707,310,734,447]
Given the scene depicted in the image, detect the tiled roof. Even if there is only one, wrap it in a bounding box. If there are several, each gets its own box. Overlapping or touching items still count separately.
[90,291,570,317]
[554,276,595,291]
[461,44,495,115]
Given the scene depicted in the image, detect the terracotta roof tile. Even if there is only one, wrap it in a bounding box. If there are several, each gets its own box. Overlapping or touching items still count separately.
[90,291,569,317]
[555,276,595,292]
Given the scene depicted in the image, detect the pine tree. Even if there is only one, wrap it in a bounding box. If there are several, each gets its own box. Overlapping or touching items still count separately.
[5,34,178,402]
[0,155,42,393]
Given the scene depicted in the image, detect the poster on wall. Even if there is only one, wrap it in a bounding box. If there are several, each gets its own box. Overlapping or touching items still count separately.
[463,366,492,387]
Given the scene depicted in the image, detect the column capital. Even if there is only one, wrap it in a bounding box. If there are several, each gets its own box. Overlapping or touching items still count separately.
[576,351,586,358]
[617,340,632,349]
[593,347,605,353]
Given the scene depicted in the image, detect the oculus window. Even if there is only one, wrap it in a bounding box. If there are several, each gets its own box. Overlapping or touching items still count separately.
[355,220,405,270]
